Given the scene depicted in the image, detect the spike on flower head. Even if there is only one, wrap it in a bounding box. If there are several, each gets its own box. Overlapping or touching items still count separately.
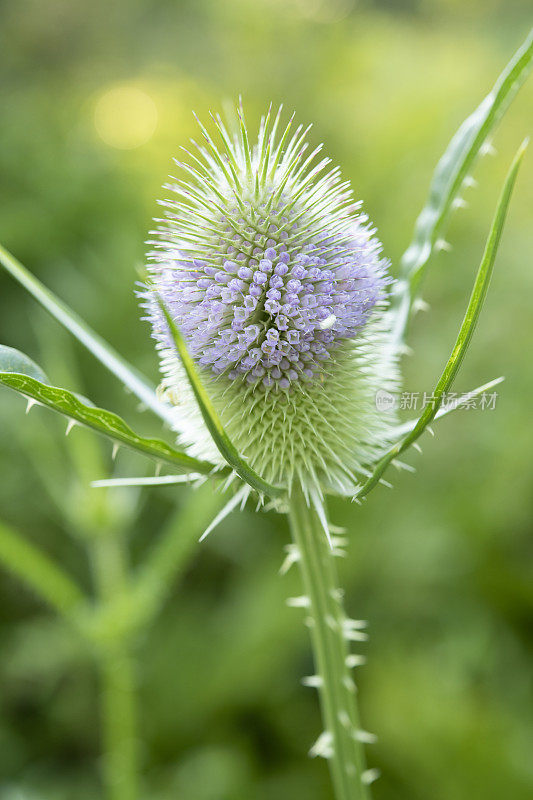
[141,106,400,495]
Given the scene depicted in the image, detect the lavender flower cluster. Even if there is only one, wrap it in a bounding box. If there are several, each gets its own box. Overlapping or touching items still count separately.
[151,202,388,391]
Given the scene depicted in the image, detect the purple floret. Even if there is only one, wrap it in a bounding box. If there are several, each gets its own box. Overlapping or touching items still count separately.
[145,191,390,391]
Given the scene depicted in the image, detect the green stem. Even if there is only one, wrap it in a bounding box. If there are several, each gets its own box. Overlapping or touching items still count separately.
[89,532,140,800]
[99,642,139,800]
[288,485,372,800]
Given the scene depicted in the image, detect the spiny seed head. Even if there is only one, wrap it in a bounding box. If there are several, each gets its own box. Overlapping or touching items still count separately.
[141,105,400,495]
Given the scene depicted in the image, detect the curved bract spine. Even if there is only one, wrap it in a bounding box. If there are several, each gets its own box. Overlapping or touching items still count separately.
[359,140,527,500]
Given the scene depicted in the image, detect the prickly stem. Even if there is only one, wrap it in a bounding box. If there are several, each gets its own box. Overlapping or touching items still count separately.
[287,484,373,800]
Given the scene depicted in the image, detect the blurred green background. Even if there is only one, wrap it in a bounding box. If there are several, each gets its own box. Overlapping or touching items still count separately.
[0,0,532,798]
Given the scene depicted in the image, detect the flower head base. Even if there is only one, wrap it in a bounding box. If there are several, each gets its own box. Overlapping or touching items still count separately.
[142,106,400,494]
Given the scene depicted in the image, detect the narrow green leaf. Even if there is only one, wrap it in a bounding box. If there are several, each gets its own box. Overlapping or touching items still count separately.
[157,297,284,498]
[0,243,175,425]
[393,28,533,341]
[358,140,527,500]
[0,519,86,619]
[0,346,217,475]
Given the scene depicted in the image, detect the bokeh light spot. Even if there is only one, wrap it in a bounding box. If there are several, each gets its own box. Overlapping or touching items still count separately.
[94,85,158,150]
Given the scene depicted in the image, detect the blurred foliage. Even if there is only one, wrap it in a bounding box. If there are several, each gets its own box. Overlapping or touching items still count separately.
[0,0,532,798]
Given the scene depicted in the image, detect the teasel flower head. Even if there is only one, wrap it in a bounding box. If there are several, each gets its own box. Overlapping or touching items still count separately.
[141,105,400,497]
